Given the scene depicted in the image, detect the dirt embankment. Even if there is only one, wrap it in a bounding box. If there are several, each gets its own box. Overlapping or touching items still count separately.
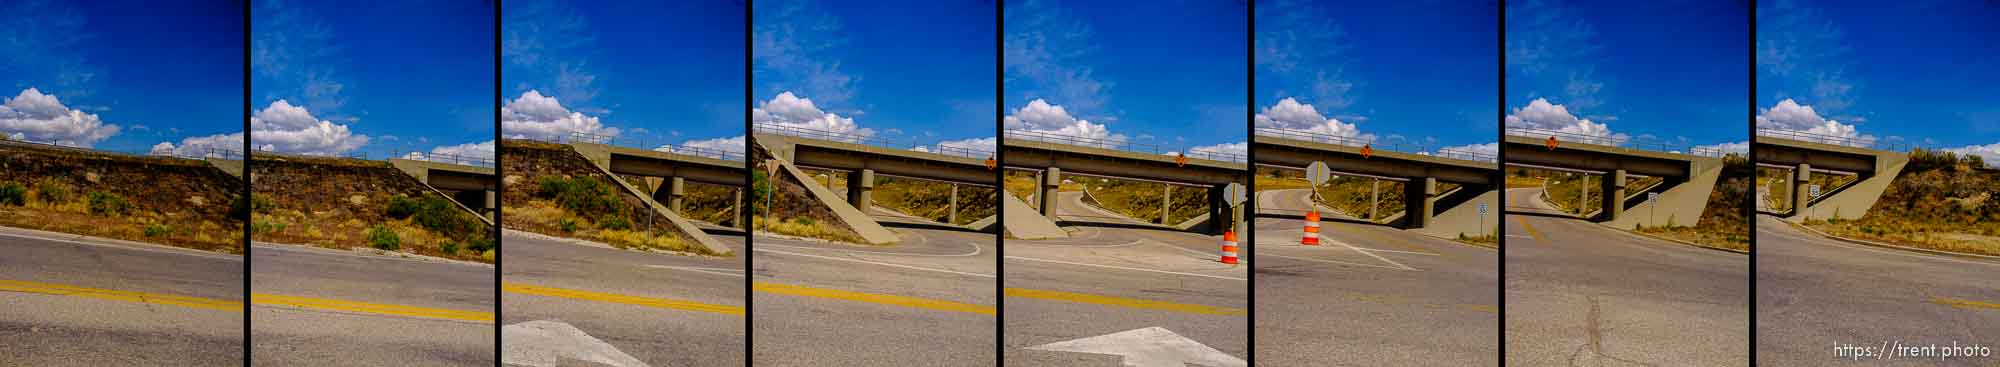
[749,148,868,244]
[1077,178,1210,224]
[1807,149,2000,256]
[251,154,493,262]
[1636,154,1750,251]
[502,140,719,255]
[0,143,244,253]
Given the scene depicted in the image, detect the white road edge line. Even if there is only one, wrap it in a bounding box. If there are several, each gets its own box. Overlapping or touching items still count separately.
[756,248,995,278]
[753,242,982,257]
[1323,238,1419,271]
[0,231,240,261]
[645,265,746,278]
[1260,253,1417,271]
[1005,255,1246,281]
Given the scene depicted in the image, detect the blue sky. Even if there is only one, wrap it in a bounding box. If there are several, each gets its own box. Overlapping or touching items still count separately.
[1004,0,1247,157]
[504,0,745,157]
[755,0,995,153]
[1256,0,1497,157]
[0,0,242,155]
[1506,0,1749,154]
[1757,0,2000,164]
[251,0,494,160]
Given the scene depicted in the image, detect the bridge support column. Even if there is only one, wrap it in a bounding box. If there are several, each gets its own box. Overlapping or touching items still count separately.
[1404,177,1435,229]
[1792,163,1811,220]
[667,177,686,213]
[847,169,874,213]
[1369,180,1379,220]
[485,190,497,221]
[948,184,959,224]
[1160,185,1173,224]
[1039,167,1060,216]
[1603,169,1627,223]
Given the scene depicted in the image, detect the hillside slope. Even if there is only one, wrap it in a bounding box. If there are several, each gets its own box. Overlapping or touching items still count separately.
[0,142,243,253]
[1806,149,2000,256]
[251,154,493,262]
[501,139,719,255]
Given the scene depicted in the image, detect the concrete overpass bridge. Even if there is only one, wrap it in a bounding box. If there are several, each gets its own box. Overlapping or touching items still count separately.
[1502,129,1726,230]
[1751,129,1908,222]
[1251,128,1499,239]
[752,123,999,244]
[389,153,498,223]
[565,140,748,226]
[1000,130,1249,238]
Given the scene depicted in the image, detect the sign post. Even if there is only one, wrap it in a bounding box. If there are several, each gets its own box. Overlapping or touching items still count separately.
[1223,183,1248,234]
[764,159,780,224]
[1478,203,1489,236]
[1648,192,1660,225]
[1808,184,1821,220]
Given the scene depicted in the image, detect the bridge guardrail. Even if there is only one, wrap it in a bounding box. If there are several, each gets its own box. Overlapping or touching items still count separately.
[1507,128,1729,157]
[1005,129,1247,163]
[1256,127,1497,163]
[1755,128,1908,152]
[0,138,250,161]
[565,131,748,161]
[392,150,495,168]
[756,122,995,160]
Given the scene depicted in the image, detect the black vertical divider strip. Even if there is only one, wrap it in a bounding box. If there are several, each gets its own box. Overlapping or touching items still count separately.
[743,1,755,365]
[993,0,1006,365]
[492,1,505,364]
[1495,0,1509,364]
[1746,0,1758,363]
[1243,1,1256,365]
[241,1,254,365]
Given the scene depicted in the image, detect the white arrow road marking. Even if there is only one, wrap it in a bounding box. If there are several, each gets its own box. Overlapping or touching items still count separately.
[1028,327,1246,367]
[646,265,745,278]
[502,320,649,367]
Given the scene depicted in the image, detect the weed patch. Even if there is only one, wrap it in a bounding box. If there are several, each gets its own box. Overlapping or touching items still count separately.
[366,225,401,251]
[87,191,133,216]
[0,181,25,206]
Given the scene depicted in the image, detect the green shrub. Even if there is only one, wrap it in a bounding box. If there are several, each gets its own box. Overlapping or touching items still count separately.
[145,224,171,237]
[440,241,460,255]
[598,214,631,230]
[385,195,421,219]
[86,191,132,216]
[0,181,25,206]
[251,218,285,234]
[536,176,623,214]
[558,217,579,232]
[365,225,400,251]
[466,237,495,254]
[386,194,480,239]
[34,178,72,204]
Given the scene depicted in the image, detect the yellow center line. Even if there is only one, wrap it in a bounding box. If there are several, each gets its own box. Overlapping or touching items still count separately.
[251,293,493,323]
[1005,287,1245,316]
[0,279,241,312]
[1514,216,1545,242]
[504,282,743,316]
[754,282,995,315]
[1934,297,2000,312]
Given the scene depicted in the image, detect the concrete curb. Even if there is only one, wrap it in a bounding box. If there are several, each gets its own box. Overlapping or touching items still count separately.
[1595,222,1751,255]
[502,229,719,258]
[0,225,240,260]
[252,241,493,267]
[1787,222,2000,262]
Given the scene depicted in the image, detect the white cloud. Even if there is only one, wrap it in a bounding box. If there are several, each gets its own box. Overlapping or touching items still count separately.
[657,135,745,159]
[501,90,619,140]
[1695,141,1749,155]
[1943,143,2000,167]
[1188,141,1247,159]
[0,88,122,147]
[752,91,870,138]
[1253,97,1371,140]
[152,133,244,158]
[249,99,369,155]
[1004,99,1124,146]
[1755,98,1871,145]
[919,136,997,155]
[404,140,495,165]
[1504,98,1622,142]
[1437,142,1498,159]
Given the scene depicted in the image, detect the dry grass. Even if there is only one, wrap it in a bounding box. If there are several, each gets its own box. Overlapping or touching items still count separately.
[754,216,870,245]
[1074,177,1210,224]
[0,144,242,253]
[1633,154,1752,252]
[252,156,493,262]
[1797,149,2000,256]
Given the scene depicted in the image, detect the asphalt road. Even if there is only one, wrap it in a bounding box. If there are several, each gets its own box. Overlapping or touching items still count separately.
[1252,189,1498,366]
[1504,188,1749,366]
[752,208,997,366]
[501,229,745,367]
[0,226,243,366]
[250,242,495,366]
[1755,214,2000,366]
[1004,191,1247,366]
